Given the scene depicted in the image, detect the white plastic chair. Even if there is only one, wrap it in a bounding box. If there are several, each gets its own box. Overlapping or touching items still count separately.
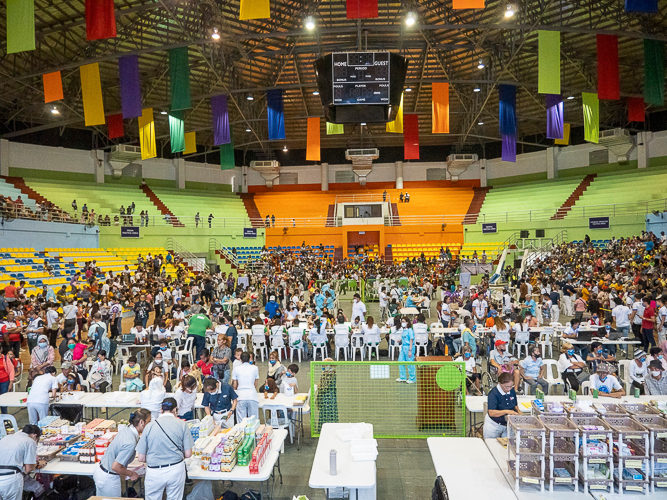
[0,414,18,438]
[420,297,431,317]
[252,334,268,362]
[537,328,554,358]
[238,333,248,352]
[269,334,286,361]
[115,346,131,375]
[581,381,590,395]
[289,331,303,362]
[334,333,349,360]
[364,334,381,359]
[617,360,633,395]
[415,332,429,357]
[176,336,194,366]
[350,333,365,360]
[389,333,402,360]
[513,330,530,359]
[543,359,565,395]
[310,333,328,360]
[262,404,293,450]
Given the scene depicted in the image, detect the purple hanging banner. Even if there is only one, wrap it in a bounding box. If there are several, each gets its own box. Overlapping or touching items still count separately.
[502,134,516,162]
[118,55,142,119]
[211,94,230,145]
[546,94,564,140]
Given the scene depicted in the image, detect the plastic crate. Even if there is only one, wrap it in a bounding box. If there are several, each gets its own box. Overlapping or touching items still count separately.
[594,402,629,417]
[508,459,545,491]
[507,415,546,438]
[546,460,578,492]
[562,401,598,418]
[632,414,667,455]
[531,400,567,417]
[603,416,650,460]
[539,415,579,439]
[614,467,650,495]
[621,402,662,416]
[578,463,614,494]
[508,436,545,457]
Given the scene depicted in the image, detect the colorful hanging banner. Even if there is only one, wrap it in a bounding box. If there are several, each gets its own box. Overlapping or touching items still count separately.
[211,94,230,146]
[306,117,321,162]
[502,134,516,163]
[625,0,657,13]
[240,0,269,20]
[107,114,124,140]
[267,89,286,140]
[220,133,235,170]
[118,55,142,119]
[85,0,116,41]
[554,123,571,145]
[431,82,450,134]
[80,63,106,126]
[386,94,404,133]
[326,122,344,135]
[582,92,599,144]
[138,108,156,160]
[546,95,563,140]
[538,30,560,95]
[404,114,420,160]
[597,35,619,100]
[346,0,378,19]
[499,85,517,163]
[43,71,63,103]
[644,39,665,106]
[169,47,191,111]
[453,0,485,8]
[169,111,185,153]
[7,0,35,54]
[184,132,197,155]
[628,97,646,122]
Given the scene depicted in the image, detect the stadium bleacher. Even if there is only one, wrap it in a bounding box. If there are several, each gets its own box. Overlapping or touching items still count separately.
[150,187,248,226]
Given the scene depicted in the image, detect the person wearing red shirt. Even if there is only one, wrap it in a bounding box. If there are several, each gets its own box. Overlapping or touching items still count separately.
[0,344,19,413]
[196,349,213,378]
[641,297,657,352]
[4,281,17,305]
[2,311,23,357]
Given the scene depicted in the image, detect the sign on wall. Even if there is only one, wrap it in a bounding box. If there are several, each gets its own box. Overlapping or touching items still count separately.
[589,217,610,230]
[482,222,497,234]
[121,226,140,238]
[243,228,257,238]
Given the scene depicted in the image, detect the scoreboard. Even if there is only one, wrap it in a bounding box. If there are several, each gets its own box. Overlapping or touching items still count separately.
[332,52,390,105]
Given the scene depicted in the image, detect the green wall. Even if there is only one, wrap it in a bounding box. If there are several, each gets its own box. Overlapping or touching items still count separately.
[10,167,95,183]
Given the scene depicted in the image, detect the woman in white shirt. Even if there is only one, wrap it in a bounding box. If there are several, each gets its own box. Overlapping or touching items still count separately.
[629,349,648,394]
[440,297,452,327]
[175,374,198,421]
[140,373,167,421]
[362,316,382,349]
[89,349,113,393]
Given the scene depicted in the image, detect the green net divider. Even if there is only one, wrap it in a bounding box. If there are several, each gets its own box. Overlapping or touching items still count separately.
[309,361,466,438]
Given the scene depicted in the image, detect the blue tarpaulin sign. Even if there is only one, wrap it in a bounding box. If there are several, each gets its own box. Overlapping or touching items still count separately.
[482,223,497,234]
[121,226,140,238]
[589,217,610,229]
[244,228,257,238]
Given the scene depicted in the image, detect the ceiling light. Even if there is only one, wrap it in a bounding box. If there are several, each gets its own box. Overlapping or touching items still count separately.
[478,121,484,125]
[505,4,515,17]
[305,16,316,31]
[405,12,416,27]
[246,128,251,132]
[361,123,367,126]
[50,106,59,115]
[211,27,220,40]
[567,95,575,100]
[405,87,412,92]
[313,90,320,96]
[246,94,254,101]
[477,59,485,69]
[473,86,481,92]
[283,145,288,152]
[160,110,168,115]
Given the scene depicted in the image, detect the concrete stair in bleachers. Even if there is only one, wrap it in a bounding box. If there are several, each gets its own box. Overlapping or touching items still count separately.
[465,186,492,224]
[551,174,597,220]
[325,204,336,227]
[390,202,401,225]
[239,193,263,227]
[141,184,184,227]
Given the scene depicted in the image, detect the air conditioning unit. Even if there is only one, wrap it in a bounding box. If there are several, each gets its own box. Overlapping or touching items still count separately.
[250,160,280,188]
[446,153,478,182]
[599,128,634,162]
[109,144,143,163]
[345,148,379,186]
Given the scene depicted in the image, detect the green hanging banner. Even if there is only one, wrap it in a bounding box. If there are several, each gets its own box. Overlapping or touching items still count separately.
[326,122,344,135]
[582,92,599,144]
[538,30,560,95]
[169,47,191,111]
[644,39,665,106]
[169,111,185,153]
[221,132,235,170]
[7,0,35,54]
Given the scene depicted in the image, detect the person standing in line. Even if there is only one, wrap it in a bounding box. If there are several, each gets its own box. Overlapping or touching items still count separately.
[379,287,388,322]
[351,293,366,323]
[232,351,259,419]
[208,213,214,228]
[0,424,41,500]
[186,311,212,360]
[396,315,416,384]
[639,297,657,351]
[26,366,58,424]
[94,409,151,497]
[195,212,201,228]
[136,398,193,500]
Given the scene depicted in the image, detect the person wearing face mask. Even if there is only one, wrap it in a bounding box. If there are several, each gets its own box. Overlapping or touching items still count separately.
[519,348,549,395]
[351,293,367,323]
[232,351,259,419]
[0,424,41,500]
[489,340,521,392]
[121,356,144,392]
[456,346,481,395]
[211,335,232,384]
[266,350,287,386]
[280,364,299,397]
[94,408,151,497]
[28,334,55,384]
[483,372,520,439]
[629,349,648,394]
[644,360,667,395]
[146,353,170,389]
[175,375,198,421]
[589,363,625,398]
[140,370,167,421]
[648,347,667,370]
[89,349,112,393]
[556,342,588,393]
[587,341,616,374]
[395,315,416,384]
[202,377,238,427]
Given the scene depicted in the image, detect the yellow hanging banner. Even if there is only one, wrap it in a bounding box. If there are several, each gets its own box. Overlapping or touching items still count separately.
[386,94,404,133]
[80,63,106,126]
[138,108,156,160]
[184,132,197,155]
[554,123,570,145]
[240,0,269,20]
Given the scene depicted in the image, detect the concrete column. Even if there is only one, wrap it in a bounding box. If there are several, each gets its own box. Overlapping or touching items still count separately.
[92,151,104,183]
[173,157,185,189]
[546,147,558,179]
[321,162,329,191]
[0,139,9,176]
[242,165,249,193]
[395,161,404,189]
[637,131,652,169]
[479,159,487,188]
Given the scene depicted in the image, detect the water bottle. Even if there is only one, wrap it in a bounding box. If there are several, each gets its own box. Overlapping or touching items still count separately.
[329,449,337,476]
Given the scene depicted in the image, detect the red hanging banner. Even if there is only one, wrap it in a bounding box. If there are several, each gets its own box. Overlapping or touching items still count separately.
[85,0,116,41]
[597,34,619,100]
[346,0,378,19]
[403,114,420,160]
[107,113,124,139]
[628,97,646,122]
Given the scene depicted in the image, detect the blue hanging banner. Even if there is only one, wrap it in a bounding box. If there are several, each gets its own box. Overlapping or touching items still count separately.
[267,88,286,140]
[499,84,517,136]
[625,0,657,13]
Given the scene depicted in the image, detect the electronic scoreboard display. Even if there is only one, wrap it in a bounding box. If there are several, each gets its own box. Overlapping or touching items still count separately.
[332,52,390,105]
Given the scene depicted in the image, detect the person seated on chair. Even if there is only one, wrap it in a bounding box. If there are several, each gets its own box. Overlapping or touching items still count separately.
[202,376,237,428]
[556,342,589,393]
[262,376,279,400]
[362,316,382,355]
[455,346,481,395]
[89,350,112,393]
[28,335,55,384]
[597,319,618,356]
[280,364,299,397]
[519,347,549,395]
[55,361,81,392]
[129,322,147,343]
[483,372,521,439]
[121,356,144,392]
[645,360,667,395]
[175,374,198,421]
[266,350,287,388]
[461,318,477,356]
[196,348,214,379]
[648,346,667,370]
[489,339,521,392]
[154,339,175,379]
[590,362,625,398]
[629,349,648,395]
[587,341,616,373]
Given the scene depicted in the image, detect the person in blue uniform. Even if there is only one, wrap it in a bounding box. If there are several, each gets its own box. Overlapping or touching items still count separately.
[395,315,416,383]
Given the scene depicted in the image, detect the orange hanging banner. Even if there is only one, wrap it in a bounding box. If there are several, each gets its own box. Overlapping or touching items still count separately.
[43,71,63,103]
[432,82,450,134]
[453,0,484,8]
[306,117,321,162]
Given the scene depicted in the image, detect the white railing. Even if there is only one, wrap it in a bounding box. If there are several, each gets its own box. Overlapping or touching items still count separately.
[209,238,239,268]
[335,193,390,204]
[165,237,209,274]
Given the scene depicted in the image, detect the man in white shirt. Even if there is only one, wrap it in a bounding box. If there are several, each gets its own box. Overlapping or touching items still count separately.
[657,296,667,343]
[379,287,389,322]
[46,303,60,347]
[472,296,488,324]
[630,295,645,340]
[172,286,183,303]
[612,301,632,335]
[232,352,259,419]
[589,363,625,398]
[351,293,366,322]
[26,367,58,424]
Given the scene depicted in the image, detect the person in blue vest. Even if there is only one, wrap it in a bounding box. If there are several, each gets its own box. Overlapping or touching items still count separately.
[314,290,325,316]
[265,295,280,319]
[395,315,416,384]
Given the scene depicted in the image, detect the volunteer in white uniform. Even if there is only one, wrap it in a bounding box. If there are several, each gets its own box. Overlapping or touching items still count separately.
[350,293,366,322]
[26,366,58,424]
[93,408,151,497]
[136,398,194,500]
[0,425,40,500]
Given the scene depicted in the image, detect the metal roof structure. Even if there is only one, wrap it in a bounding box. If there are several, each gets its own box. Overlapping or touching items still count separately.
[0,0,665,157]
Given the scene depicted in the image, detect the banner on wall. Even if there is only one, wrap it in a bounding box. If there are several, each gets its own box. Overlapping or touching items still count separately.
[589,217,610,229]
[121,226,140,238]
[482,223,497,234]
[244,228,257,238]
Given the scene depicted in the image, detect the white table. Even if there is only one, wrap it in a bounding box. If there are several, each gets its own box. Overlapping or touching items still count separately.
[427,437,516,500]
[309,423,376,500]
[399,307,419,315]
[258,393,310,450]
[0,391,101,409]
[40,459,95,476]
